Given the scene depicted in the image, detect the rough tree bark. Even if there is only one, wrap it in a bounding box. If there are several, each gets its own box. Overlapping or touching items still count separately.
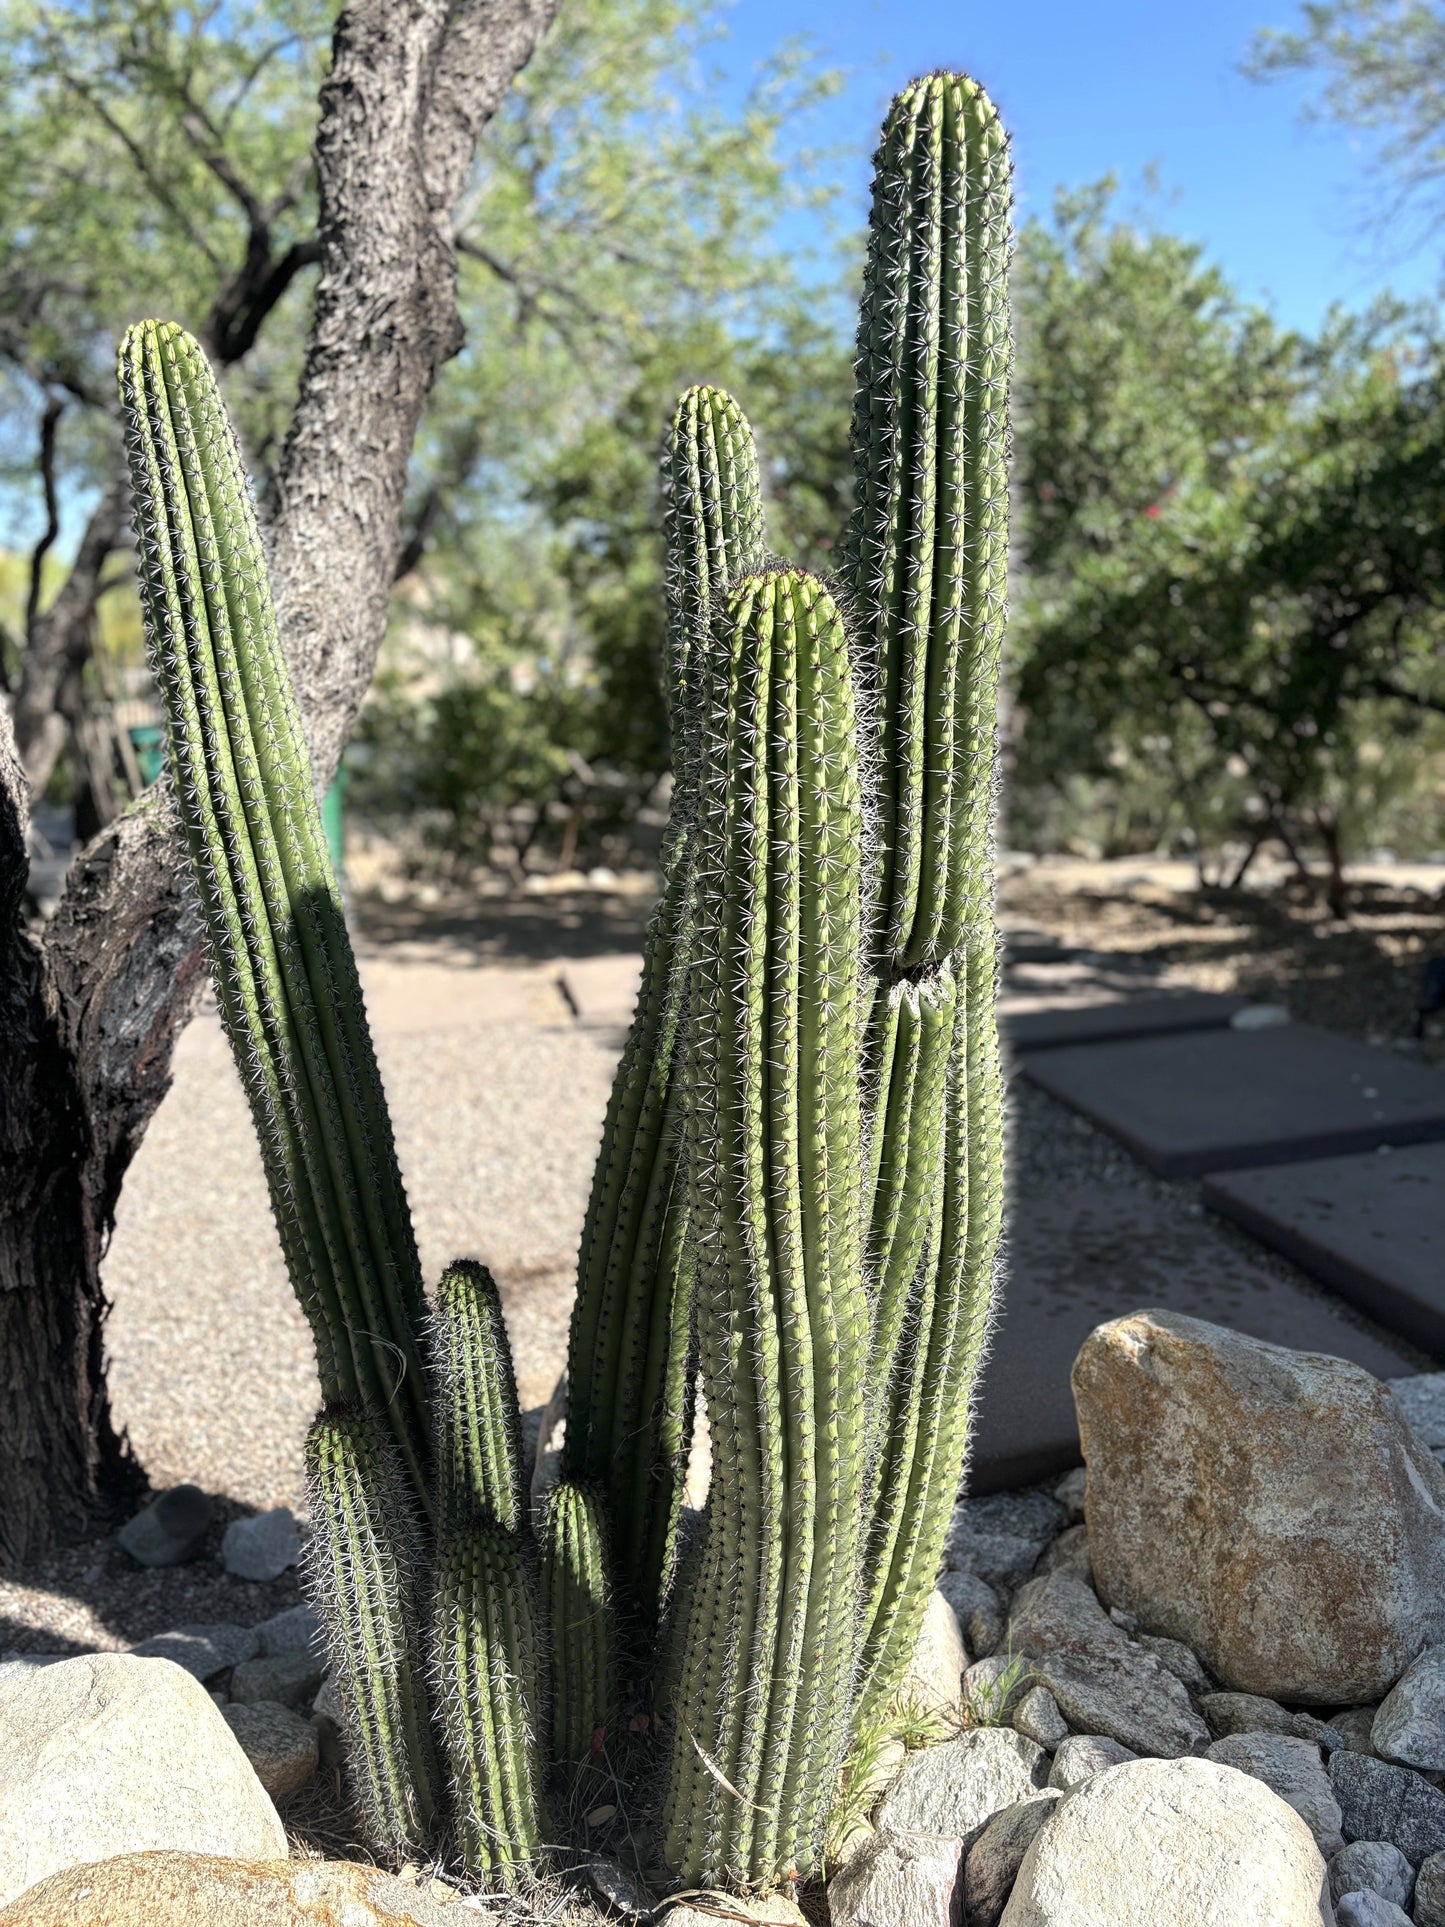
[0,0,561,1574]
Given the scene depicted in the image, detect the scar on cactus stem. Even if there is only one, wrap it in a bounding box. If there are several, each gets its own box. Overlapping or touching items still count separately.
[116,60,1011,1898]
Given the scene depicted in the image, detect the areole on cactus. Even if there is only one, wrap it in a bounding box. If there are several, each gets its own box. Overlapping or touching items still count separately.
[119,63,1010,1899]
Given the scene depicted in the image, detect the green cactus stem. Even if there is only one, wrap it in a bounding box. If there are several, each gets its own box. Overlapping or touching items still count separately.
[540,1481,615,1765]
[119,319,431,1505]
[432,1524,547,1885]
[432,1260,525,1536]
[306,1407,439,1858]
[855,930,1004,1723]
[662,571,870,1887]
[562,387,764,1622]
[848,72,1011,970]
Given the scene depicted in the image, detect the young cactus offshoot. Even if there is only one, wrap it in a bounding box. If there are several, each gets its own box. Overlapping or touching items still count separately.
[118,59,1010,1901]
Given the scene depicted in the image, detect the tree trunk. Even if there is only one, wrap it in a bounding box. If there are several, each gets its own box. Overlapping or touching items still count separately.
[0,0,560,1574]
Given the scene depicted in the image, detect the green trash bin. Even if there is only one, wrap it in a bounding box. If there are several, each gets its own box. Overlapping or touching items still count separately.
[129,724,166,787]
[322,765,348,875]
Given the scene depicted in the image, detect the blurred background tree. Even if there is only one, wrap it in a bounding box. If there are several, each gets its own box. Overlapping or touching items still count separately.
[3,0,1444,903]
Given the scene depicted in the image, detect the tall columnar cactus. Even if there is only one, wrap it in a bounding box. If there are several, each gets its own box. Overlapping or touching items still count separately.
[540,1480,615,1764]
[562,388,764,1621]
[662,571,870,1886]
[120,60,1011,1905]
[118,319,431,1506]
[306,1409,439,1857]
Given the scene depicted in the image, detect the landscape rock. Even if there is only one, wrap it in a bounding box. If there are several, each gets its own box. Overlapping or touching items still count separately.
[1013,1686,1068,1751]
[229,1652,324,1711]
[129,1622,259,1680]
[0,1654,284,1908]
[828,1830,964,1927]
[1415,1849,1445,1926]
[998,1756,1334,1925]
[0,1853,471,1925]
[878,1727,1049,1852]
[945,1491,1067,1590]
[1007,1575,1208,1757]
[117,1485,212,1567]
[1047,1734,1136,1789]
[939,1571,1005,1658]
[583,1857,654,1920]
[963,1792,1060,1927]
[221,1701,319,1802]
[1372,1649,1445,1770]
[669,1897,805,1926]
[1333,1894,1412,1927]
[1136,1633,1212,1696]
[1390,1374,1445,1453]
[1207,1733,1345,1856]
[1203,1691,1341,1746]
[220,1507,300,1582]
[1332,1709,1381,1756]
[963,1654,1033,1723]
[1074,1310,1445,1703]
[313,1674,342,1722]
[1052,1467,1087,1521]
[1327,1841,1414,1909]
[1032,1525,1091,1584]
[1330,1749,1445,1865]
[902,1589,968,1719]
[254,1603,320,1658]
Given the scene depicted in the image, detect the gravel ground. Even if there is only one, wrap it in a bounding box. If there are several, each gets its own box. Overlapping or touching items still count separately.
[2,857,1439,1660]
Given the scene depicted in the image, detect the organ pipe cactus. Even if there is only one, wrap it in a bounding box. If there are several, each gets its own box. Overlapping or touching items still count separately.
[118,319,431,1508]
[120,61,1011,1903]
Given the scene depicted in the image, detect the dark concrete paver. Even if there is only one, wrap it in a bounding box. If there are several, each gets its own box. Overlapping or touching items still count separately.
[1204,1144,1445,1357]
[1019,1024,1445,1176]
[968,1184,1419,1494]
[1003,990,1243,1054]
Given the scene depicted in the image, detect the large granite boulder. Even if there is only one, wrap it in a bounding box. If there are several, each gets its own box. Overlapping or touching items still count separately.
[1073,1311,1445,1702]
[0,1655,284,1908]
[998,1757,1335,1925]
[0,1853,471,1925]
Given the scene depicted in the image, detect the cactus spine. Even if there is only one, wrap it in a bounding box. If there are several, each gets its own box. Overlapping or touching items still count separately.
[662,572,869,1886]
[540,1481,615,1763]
[562,388,764,1620]
[118,319,431,1507]
[306,1409,439,1857]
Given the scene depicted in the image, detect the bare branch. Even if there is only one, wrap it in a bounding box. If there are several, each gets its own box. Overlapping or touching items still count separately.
[24,394,65,643]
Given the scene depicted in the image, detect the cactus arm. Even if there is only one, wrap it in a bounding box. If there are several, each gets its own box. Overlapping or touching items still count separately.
[540,1481,616,1764]
[119,321,431,1501]
[432,1260,525,1536]
[432,1525,547,1884]
[848,75,1011,969]
[306,1409,438,1858]
[663,573,869,1886]
[563,388,765,1621]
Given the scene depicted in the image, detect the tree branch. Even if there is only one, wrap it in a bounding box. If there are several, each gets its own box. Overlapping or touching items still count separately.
[24,393,65,643]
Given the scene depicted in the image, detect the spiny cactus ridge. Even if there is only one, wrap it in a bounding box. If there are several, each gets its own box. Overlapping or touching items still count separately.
[540,1481,615,1764]
[561,387,764,1621]
[120,60,1010,1902]
[306,1408,439,1857]
[662,571,870,1885]
[118,318,431,1505]
[433,1524,548,1879]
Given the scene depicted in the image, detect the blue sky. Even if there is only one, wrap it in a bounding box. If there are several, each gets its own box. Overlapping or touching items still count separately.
[710,0,1442,335]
